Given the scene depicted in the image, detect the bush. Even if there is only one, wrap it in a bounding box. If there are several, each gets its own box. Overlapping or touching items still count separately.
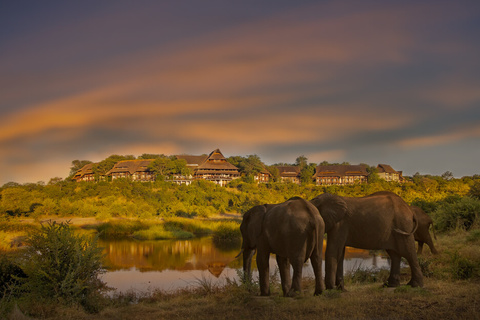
[212,221,241,246]
[18,221,106,312]
[0,254,26,298]
[94,219,148,238]
[132,224,194,240]
[450,251,477,280]
[432,197,480,232]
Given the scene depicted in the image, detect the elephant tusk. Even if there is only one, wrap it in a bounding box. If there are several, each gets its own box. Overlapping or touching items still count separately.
[235,248,244,259]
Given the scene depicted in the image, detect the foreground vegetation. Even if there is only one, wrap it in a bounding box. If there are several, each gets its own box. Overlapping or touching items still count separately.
[1,175,479,318]
[1,226,479,319]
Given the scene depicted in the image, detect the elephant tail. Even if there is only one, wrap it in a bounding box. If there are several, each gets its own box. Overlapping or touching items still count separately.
[393,214,418,236]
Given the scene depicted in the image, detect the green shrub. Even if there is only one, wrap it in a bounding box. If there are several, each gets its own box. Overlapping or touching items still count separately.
[132,225,194,240]
[94,219,148,238]
[467,229,480,242]
[433,197,480,232]
[18,221,106,312]
[344,264,389,284]
[164,217,212,235]
[212,221,241,246]
[0,254,26,298]
[450,251,476,280]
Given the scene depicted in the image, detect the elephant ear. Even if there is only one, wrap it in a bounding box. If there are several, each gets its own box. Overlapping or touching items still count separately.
[241,205,267,249]
[311,193,350,231]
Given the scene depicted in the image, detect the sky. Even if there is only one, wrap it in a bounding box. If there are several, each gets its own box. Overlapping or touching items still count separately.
[1,0,480,185]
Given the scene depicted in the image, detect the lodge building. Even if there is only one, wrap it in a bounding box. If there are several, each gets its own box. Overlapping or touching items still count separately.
[72,148,402,186]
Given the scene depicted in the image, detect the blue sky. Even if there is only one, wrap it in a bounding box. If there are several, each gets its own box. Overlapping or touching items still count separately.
[1,0,479,184]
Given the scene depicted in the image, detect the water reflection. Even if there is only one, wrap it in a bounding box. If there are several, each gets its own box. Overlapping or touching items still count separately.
[99,238,391,293]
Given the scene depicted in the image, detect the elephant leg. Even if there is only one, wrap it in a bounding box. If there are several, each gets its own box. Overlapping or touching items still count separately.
[276,255,291,297]
[386,249,401,287]
[396,235,424,287]
[403,239,424,287]
[288,259,304,297]
[417,241,424,255]
[310,249,324,295]
[257,250,270,296]
[335,247,346,291]
[325,233,346,290]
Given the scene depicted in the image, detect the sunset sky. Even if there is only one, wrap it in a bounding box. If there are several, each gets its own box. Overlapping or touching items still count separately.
[1,0,479,184]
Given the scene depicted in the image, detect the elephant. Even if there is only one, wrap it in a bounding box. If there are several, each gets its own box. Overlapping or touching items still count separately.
[310,191,423,290]
[411,206,438,255]
[239,197,325,297]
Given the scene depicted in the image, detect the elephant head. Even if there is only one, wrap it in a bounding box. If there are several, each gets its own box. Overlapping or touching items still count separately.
[239,204,267,282]
[310,193,350,231]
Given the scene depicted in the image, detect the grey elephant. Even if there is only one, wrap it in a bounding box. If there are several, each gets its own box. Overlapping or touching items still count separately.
[239,197,325,297]
[411,206,438,255]
[310,191,423,290]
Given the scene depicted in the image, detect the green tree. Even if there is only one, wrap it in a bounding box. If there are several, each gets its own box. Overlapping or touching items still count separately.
[442,171,454,181]
[266,165,280,182]
[300,163,316,185]
[295,155,308,169]
[469,180,480,200]
[228,155,266,179]
[365,164,380,183]
[1,188,32,216]
[69,160,93,177]
[138,153,163,160]
[148,156,190,180]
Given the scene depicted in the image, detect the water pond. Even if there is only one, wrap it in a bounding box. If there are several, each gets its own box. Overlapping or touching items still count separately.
[99,237,392,294]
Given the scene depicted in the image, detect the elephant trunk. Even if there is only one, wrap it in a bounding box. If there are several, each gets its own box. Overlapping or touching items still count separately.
[243,249,255,283]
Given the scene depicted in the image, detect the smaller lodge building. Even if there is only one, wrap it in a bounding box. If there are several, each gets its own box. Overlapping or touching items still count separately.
[313,165,369,185]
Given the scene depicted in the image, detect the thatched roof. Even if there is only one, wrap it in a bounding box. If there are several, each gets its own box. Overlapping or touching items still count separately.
[276,166,301,177]
[314,164,368,178]
[179,149,239,171]
[106,159,154,175]
[377,164,398,174]
[175,155,208,166]
[73,163,95,179]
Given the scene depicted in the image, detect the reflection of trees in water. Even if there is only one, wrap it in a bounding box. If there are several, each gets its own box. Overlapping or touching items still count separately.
[100,237,242,276]
[100,238,385,278]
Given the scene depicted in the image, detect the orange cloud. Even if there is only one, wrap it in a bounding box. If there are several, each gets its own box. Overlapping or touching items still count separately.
[397,125,480,148]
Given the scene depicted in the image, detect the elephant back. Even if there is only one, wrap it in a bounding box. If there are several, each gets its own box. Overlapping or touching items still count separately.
[310,193,350,231]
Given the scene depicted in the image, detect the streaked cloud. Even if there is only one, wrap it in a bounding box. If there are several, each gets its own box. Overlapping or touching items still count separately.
[0,0,479,183]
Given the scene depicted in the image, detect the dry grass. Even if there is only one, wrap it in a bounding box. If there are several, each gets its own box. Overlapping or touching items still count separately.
[14,277,478,320]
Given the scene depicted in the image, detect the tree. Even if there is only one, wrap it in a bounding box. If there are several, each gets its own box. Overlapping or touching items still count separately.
[48,177,63,185]
[69,160,93,177]
[138,153,163,160]
[266,165,280,182]
[300,163,316,185]
[228,155,266,178]
[365,164,380,183]
[469,180,480,199]
[148,156,190,180]
[295,155,308,169]
[442,171,454,181]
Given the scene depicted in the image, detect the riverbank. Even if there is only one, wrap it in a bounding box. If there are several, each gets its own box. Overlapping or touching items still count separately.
[10,277,480,319]
[3,228,479,319]
[1,214,243,251]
